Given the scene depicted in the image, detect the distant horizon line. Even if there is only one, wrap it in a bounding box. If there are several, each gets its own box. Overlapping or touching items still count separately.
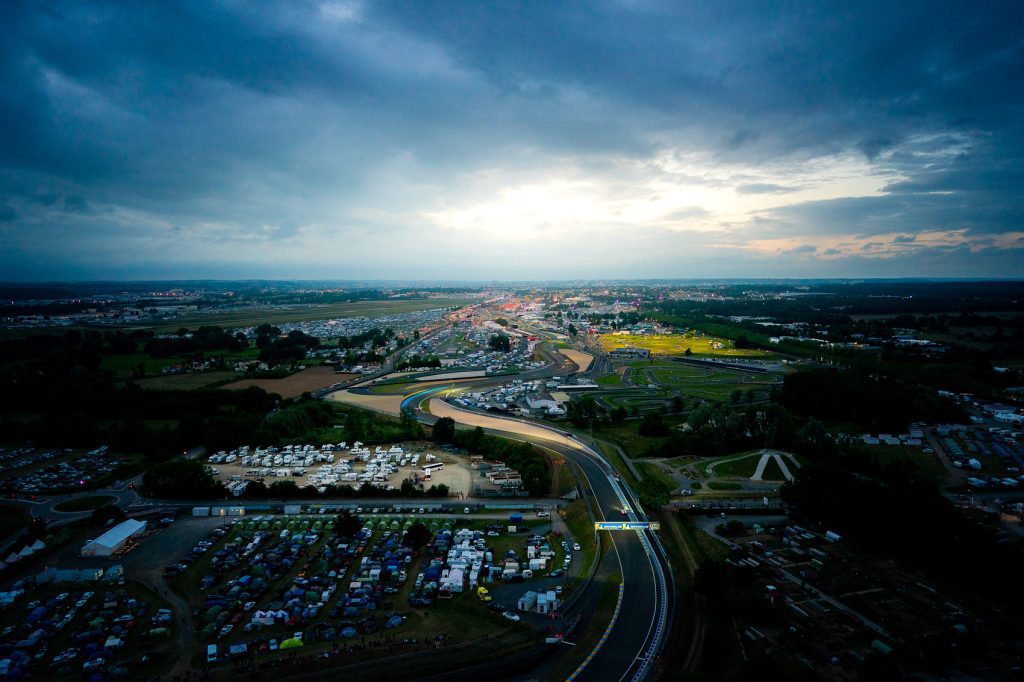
[3,277,1024,287]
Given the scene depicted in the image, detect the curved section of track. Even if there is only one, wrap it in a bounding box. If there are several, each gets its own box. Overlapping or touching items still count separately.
[411,395,672,681]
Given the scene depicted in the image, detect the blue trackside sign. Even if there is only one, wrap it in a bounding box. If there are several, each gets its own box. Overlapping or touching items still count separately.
[594,521,660,531]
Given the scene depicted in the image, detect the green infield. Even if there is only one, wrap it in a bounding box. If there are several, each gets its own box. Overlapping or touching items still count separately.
[53,495,116,512]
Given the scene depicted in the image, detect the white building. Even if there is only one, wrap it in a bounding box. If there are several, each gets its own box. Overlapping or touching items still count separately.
[81,519,147,557]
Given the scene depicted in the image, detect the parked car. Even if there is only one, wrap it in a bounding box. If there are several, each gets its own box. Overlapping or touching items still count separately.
[502,611,521,622]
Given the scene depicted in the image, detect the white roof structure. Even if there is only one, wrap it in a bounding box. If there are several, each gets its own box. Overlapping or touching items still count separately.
[89,519,146,551]
[30,539,45,551]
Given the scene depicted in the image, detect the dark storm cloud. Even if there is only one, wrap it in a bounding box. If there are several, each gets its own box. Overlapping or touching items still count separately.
[0,0,1021,278]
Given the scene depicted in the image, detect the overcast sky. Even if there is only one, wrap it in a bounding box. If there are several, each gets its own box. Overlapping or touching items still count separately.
[1,0,1022,281]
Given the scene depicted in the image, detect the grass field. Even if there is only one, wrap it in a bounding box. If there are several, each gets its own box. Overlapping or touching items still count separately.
[552,573,621,680]
[53,495,115,512]
[598,332,772,358]
[706,481,742,491]
[102,354,192,378]
[636,461,677,490]
[127,298,474,332]
[588,421,666,458]
[869,445,947,482]
[594,441,638,485]
[550,456,578,496]
[759,456,787,481]
[133,371,239,391]
[223,366,358,398]
[562,499,598,581]
[706,451,762,478]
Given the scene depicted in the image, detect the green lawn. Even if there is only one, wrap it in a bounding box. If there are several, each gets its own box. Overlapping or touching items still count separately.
[102,354,192,378]
[53,495,115,512]
[707,452,762,478]
[595,372,623,387]
[562,499,598,583]
[706,481,742,491]
[552,573,622,679]
[636,461,677,490]
[594,441,638,485]
[759,456,787,481]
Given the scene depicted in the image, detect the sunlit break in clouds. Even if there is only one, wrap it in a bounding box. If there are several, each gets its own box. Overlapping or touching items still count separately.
[1,1,1022,280]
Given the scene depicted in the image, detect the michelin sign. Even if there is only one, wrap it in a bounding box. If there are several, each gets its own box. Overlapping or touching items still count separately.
[594,521,661,531]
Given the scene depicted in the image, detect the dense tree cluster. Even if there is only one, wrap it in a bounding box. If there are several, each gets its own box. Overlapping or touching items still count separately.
[258,329,320,364]
[636,477,672,508]
[638,412,670,437]
[395,354,441,370]
[431,416,456,443]
[488,333,511,352]
[566,395,604,426]
[782,448,1024,609]
[337,327,393,350]
[640,402,793,459]
[777,368,964,432]
[143,458,227,499]
[145,326,247,357]
[340,407,423,444]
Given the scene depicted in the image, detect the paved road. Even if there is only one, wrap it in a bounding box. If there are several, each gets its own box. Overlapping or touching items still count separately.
[406,392,672,682]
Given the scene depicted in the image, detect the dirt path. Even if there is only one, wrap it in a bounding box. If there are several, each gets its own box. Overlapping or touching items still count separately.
[135,563,198,677]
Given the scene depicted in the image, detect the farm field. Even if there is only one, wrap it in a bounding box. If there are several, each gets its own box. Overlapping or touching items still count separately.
[597,332,772,358]
[223,366,358,398]
[126,298,474,332]
[134,371,239,391]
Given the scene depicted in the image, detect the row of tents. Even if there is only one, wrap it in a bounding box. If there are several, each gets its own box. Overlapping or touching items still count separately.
[2,539,46,569]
